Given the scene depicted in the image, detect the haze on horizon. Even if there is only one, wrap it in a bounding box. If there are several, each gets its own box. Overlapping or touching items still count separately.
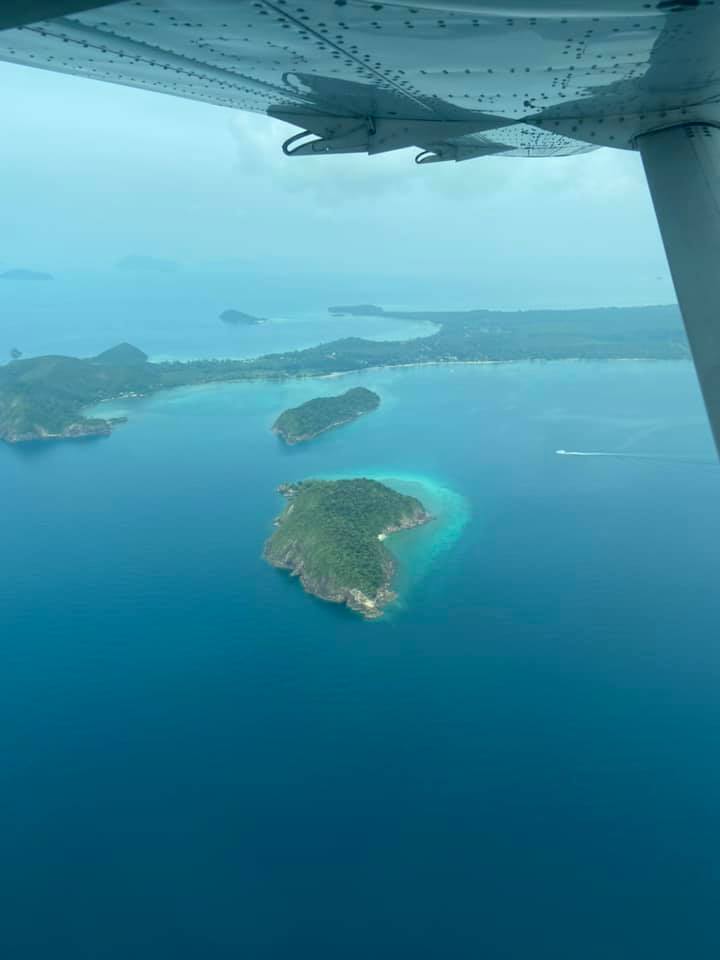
[0,60,676,312]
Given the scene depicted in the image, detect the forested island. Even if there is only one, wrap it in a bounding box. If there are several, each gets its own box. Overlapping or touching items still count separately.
[0,304,689,443]
[264,478,431,619]
[272,387,380,444]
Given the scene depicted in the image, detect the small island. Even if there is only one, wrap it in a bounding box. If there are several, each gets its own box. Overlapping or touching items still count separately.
[264,478,431,619]
[272,387,380,444]
[0,268,53,282]
[220,309,267,326]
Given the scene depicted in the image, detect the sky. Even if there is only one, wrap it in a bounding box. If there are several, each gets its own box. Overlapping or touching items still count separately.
[0,60,676,311]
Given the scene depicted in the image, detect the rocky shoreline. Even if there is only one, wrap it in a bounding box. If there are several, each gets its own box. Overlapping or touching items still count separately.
[272,412,365,445]
[2,416,127,444]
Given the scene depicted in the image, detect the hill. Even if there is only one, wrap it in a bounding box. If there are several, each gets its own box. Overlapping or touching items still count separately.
[94,343,149,366]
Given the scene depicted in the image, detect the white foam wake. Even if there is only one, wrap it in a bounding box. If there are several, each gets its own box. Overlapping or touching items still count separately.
[556,449,716,465]
[556,450,610,457]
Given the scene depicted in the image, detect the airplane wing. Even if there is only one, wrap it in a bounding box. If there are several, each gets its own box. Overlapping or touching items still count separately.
[2,1,720,449]
[2,0,717,163]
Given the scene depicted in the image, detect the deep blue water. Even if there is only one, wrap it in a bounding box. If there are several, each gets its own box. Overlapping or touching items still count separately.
[2,359,720,958]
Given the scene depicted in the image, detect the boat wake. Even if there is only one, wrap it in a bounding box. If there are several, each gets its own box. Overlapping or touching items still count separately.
[555,449,717,466]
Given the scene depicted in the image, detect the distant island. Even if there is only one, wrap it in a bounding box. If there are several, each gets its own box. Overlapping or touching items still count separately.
[264,478,431,619]
[0,304,689,444]
[220,309,267,326]
[272,387,380,444]
[0,268,53,282]
[329,304,385,317]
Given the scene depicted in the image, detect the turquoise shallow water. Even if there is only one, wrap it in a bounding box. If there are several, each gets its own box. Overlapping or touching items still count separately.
[309,470,471,618]
[2,359,720,958]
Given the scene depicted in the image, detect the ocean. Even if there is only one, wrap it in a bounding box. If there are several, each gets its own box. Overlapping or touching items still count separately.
[2,296,720,957]
[0,271,436,361]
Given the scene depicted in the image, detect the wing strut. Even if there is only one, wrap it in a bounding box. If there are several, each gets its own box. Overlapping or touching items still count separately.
[639,124,720,455]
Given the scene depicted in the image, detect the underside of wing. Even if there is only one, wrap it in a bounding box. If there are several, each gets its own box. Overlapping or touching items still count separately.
[0,0,718,162]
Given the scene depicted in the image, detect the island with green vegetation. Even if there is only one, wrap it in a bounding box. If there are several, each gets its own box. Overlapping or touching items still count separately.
[0,342,246,443]
[0,303,690,444]
[263,478,431,619]
[272,387,380,445]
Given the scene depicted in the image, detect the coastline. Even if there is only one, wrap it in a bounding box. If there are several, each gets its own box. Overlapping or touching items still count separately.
[5,356,691,446]
[270,509,433,620]
[316,356,685,379]
[90,355,689,411]
[92,354,692,406]
[273,411,369,444]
